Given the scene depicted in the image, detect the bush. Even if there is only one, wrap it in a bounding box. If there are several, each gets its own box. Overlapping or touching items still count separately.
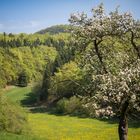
[55,96,85,115]
[0,93,28,134]
[55,98,67,114]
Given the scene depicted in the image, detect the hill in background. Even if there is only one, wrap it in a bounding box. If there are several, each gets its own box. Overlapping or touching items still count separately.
[36,24,72,34]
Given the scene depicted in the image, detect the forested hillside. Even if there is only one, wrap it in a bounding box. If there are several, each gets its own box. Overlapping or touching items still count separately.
[36,24,72,34]
[0,45,57,87]
[0,32,74,88]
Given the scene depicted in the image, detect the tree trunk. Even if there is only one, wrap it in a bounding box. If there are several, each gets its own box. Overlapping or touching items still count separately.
[118,100,129,140]
[94,40,108,74]
[131,31,140,59]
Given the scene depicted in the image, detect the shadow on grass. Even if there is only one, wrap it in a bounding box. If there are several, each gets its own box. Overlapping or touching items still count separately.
[20,91,140,128]
[29,106,140,128]
[93,116,140,128]
[20,92,37,107]
[30,106,140,128]
[128,120,140,128]
[29,106,48,113]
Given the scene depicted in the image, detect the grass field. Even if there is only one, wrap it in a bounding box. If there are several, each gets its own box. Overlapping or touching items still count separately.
[1,86,140,140]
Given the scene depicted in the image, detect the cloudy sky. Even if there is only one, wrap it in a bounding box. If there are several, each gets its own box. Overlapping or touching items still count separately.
[0,0,140,33]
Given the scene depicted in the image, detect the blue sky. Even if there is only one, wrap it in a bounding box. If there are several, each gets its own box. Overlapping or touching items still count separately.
[0,0,140,33]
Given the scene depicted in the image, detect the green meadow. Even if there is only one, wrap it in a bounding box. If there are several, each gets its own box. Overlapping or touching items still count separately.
[0,86,139,140]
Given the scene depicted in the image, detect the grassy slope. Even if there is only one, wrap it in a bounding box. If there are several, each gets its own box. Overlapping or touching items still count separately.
[1,87,140,140]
